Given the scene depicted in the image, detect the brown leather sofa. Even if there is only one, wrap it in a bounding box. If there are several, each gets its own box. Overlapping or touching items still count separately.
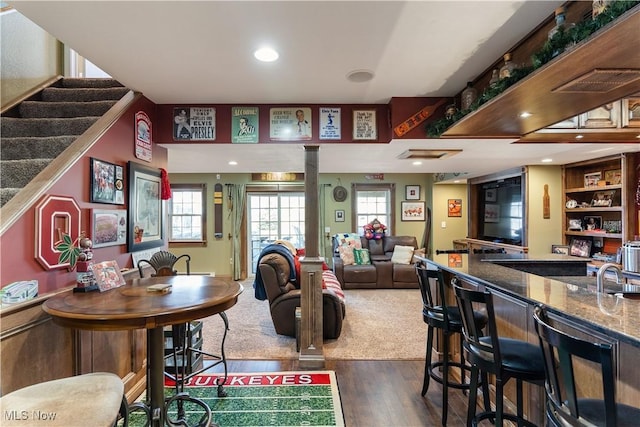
[258,252,345,339]
[332,235,420,289]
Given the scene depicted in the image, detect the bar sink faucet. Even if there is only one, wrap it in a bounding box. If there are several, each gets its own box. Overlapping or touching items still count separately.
[596,262,622,293]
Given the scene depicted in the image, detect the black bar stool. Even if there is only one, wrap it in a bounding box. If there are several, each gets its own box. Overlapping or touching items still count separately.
[454,285,545,427]
[415,264,488,426]
[533,304,640,427]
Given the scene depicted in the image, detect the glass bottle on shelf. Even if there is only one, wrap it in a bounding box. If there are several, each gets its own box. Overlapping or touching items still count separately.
[461,82,478,111]
[489,69,499,88]
[499,53,516,79]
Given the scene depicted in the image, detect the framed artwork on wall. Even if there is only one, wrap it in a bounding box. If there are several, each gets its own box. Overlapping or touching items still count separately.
[448,199,462,217]
[127,162,164,252]
[91,209,127,248]
[335,210,345,222]
[90,158,124,204]
[401,201,425,221]
[405,185,420,200]
[352,109,377,140]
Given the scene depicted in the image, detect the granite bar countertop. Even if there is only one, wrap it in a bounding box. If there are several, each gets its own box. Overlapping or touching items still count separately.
[421,253,640,348]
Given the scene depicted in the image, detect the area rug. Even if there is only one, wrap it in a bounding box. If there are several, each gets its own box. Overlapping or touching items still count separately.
[127,371,344,427]
[201,286,425,360]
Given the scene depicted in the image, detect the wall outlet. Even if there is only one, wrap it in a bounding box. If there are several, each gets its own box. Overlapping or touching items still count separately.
[229,257,233,265]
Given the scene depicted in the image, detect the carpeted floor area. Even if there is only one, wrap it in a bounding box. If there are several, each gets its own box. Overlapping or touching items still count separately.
[201,282,426,360]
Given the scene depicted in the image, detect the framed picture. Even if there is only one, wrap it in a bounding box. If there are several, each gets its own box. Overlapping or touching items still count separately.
[91,209,127,248]
[90,158,124,204]
[405,185,420,200]
[485,188,497,202]
[91,260,126,292]
[551,244,570,255]
[584,172,601,188]
[568,219,583,231]
[127,162,164,252]
[448,199,462,217]
[570,238,592,258]
[591,190,615,207]
[401,201,425,221]
[603,169,622,185]
[352,109,377,140]
[484,204,500,223]
[335,209,345,222]
[583,215,602,231]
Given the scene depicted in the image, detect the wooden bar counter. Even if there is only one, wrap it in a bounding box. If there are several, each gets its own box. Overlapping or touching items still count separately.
[420,252,640,425]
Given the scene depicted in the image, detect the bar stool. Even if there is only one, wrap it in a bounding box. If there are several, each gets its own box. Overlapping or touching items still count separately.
[0,372,128,426]
[454,285,545,427]
[415,264,488,426]
[533,305,640,427]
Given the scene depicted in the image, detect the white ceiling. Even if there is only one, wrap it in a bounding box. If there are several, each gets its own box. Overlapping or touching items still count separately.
[9,1,639,179]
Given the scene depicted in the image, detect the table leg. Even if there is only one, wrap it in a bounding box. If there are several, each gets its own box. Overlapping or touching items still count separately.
[149,327,165,427]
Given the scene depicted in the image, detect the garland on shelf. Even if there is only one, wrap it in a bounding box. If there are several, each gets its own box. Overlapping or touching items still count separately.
[426,0,640,138]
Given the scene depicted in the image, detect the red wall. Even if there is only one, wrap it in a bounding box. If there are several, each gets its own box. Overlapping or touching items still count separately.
[1,96,167,294]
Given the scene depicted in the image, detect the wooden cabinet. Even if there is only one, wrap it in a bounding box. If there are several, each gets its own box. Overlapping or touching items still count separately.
[562,154,632,259]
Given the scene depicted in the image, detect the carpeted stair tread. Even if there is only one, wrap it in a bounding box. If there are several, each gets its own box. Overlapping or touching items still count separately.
[1,116,100,137]
[1,136,77,160]
[61,78,124,89]
[0,189,21,207]
[41,87,129,102]
[19,100,117,118]
[1,159,52,188]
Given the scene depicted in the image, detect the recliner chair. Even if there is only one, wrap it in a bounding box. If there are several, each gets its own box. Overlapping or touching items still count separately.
[258,251,345,341]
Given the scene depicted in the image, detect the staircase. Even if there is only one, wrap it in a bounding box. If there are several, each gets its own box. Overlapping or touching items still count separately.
[0,78,129,207]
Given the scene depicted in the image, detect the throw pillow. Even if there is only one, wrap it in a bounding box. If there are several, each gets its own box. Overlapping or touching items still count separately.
[353,248,371,265]
[412,248,426,264]
[338,245,355,266]
[391,245,415,265]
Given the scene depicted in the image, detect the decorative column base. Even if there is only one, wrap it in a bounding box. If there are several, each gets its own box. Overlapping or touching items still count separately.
[298,257,325,368]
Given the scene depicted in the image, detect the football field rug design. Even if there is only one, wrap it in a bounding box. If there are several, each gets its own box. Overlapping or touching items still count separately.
[127,371,345,427]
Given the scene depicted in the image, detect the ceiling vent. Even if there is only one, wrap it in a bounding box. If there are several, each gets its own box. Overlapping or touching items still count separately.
[397,149,462,160]
[553,69,640,93]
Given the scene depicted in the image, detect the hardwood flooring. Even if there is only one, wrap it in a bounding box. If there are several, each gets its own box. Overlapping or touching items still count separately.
[204,359,475,427]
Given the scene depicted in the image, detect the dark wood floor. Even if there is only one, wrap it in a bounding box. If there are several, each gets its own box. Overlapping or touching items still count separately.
[205,359,475,427]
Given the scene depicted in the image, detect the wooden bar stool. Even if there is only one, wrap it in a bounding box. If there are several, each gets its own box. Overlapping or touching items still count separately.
[534,305,640,427]
[0,372,127,426]
[415,264,488,426]
[454,285,545,427]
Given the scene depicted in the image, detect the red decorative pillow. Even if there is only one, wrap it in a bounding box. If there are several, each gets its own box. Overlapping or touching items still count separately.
[297,248,306,256]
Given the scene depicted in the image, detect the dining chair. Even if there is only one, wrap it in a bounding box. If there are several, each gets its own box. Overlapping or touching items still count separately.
[415,264,488,426]
[533,304,640,426]
[454,284,545,427]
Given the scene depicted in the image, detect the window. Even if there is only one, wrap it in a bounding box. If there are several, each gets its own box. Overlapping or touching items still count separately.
[169,184,206,243]
[352,183,395,235]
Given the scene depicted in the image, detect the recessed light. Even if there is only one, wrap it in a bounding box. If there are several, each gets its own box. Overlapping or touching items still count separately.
[519,112,532,118]
[575,134,584,139]
[412,161,422,166]
[346,69,375,83]
[254,47,279,62]
[541,158,553,163]
[228,161,238,166]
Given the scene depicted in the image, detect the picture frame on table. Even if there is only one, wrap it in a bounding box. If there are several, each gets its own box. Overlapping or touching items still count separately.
[583,215,602,231]
[91,260,126,292]
[405,185,420,200]
[569,238,592,258]
[127,161,164,252]
[551,244,570,255]
[584,172,601,188]
[401,201,425,221]
[335,209,345,222]
[591,190,615,207]
[603,169,622,185]
[90,157,124,204]
[91,209,127,248]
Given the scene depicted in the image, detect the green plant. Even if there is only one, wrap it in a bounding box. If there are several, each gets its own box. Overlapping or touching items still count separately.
[426,1,639,138]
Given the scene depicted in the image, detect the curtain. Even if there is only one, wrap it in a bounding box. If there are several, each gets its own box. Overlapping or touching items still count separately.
[229,184,246,280]
[319,184,330,261]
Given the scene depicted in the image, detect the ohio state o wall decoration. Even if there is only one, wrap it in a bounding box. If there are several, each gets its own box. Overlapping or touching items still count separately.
[35,195,81,270]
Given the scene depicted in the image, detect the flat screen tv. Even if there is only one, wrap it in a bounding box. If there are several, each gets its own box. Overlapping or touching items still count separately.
[478,176,523,246]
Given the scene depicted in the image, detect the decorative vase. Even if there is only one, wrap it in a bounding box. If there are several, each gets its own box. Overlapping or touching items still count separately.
[461,82,478,111]
[489,69,499,88]
[445,103,457,120]
[499,53,516,80]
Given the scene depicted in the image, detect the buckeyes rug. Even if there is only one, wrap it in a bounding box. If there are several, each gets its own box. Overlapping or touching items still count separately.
[127,371,344,427]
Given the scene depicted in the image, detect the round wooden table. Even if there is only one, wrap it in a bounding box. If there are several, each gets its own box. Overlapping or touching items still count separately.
[43,275,243,427]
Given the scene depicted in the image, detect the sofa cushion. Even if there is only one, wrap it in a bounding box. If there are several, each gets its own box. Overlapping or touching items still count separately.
[393,264,418,283]
[383,235,418,253]
[391,245,415,264]
[343,264,376,283]
[353,248,371,265]
[338,245,355,265]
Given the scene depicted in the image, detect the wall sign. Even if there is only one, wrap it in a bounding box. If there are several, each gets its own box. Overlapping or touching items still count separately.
[135,111,152,162]
[353,109,377,140]
[232,106,259,144]
[270,107,312,141]
[34,195,82,270]
[173,107,216,141]
[319,107,341,140]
